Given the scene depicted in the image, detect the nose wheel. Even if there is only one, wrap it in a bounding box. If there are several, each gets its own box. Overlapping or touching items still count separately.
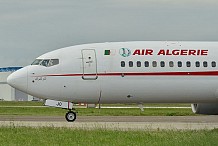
[65,111,77,122]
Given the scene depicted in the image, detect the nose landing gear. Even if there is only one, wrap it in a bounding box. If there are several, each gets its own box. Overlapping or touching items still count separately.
[44,99,77,122]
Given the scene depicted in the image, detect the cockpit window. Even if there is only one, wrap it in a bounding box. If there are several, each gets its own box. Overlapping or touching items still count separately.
[31,59,59,67]
[31,59,43,65]
[41,59,50,67]
[47,59,59,67]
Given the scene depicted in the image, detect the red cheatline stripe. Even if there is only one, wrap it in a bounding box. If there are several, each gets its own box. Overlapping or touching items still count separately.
[42,71,218,77]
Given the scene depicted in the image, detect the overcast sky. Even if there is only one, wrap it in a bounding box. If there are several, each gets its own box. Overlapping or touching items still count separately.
[1,0,218,67]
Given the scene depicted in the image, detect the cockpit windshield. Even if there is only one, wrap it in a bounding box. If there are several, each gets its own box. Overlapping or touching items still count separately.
[31,59,43,65]
[31,59,59,67]
[41,60,50,67]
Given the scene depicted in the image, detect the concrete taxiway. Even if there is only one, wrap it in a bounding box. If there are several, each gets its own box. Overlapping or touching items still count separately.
[0,116,218,130]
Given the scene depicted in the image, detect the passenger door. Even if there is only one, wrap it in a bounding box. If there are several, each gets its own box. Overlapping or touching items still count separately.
[81,49,98,80]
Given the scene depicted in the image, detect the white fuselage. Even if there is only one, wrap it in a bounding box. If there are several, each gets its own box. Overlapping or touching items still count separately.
[7,41,218,104]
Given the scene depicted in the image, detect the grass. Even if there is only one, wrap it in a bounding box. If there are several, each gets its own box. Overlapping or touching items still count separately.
[0,127,217,146]
[76,108,194,116]
[0,101,194,116]
[0,107,194,116]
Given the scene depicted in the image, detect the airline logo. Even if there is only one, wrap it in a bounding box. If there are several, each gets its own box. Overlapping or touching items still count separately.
[119,48,131,57]
[118,49,208,57]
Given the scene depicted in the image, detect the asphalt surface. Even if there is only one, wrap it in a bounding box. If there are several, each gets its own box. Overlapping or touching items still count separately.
[0,116,217,130]
[0,115,217,123]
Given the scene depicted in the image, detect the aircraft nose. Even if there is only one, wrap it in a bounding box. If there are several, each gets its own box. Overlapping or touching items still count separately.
[7,67,28,93]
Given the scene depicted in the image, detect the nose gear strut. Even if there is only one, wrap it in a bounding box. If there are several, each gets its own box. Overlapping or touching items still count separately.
[44,99,77,122]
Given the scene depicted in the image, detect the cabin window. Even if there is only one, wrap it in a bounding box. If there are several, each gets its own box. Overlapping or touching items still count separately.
[196,61,200,67]
[186,61,191,67]
[144,61,149,67]
[169,61,174,67]
[203,61,208,67]
[129,61,133,67]
[160,61,165,67]
[212,61,216,67]
[121,61,125,67]
[152,61,157,67]
[137,61,141,67]
[178,61,182,67]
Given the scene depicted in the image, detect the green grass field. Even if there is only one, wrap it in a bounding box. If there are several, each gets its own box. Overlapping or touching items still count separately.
[0,127,217,146]
[0,101,194,116]
[0,107,194,116]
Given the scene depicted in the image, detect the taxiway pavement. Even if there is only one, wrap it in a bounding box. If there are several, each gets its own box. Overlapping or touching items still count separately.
[0,116,217,130]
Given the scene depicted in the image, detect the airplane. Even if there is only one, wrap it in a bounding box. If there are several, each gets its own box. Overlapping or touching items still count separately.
[7,41,218,122]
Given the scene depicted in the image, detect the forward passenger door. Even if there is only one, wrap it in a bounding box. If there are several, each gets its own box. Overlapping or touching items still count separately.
[81,49,98,80]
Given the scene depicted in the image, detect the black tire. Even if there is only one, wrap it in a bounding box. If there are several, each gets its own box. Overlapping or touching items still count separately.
[65,111,76,122]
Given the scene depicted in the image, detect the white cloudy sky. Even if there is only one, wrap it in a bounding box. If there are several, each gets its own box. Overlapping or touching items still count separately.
[1,0,218,67]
